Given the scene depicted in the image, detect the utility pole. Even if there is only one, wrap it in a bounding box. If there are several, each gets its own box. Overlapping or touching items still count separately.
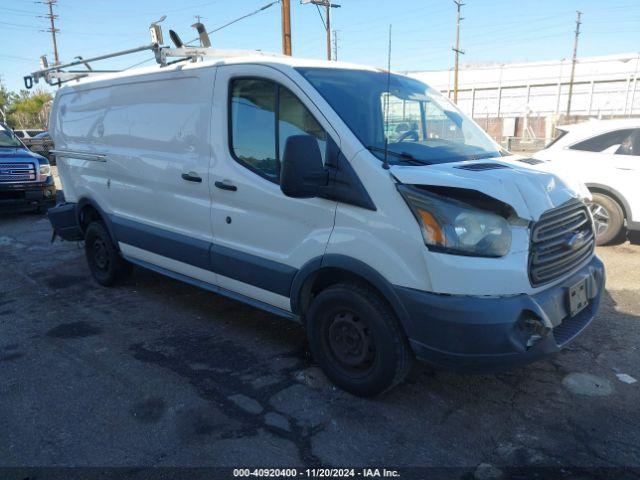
[566,11,582,118]
[40,0,60,65]
[281,0,292,55]
[194,15,205,46]
[325,3,331,61]
[452,0,465,104]
[302,1,341,61]
[332,29,338,61]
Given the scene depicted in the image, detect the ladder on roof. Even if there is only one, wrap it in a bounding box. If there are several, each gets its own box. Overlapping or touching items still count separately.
[24,21,282,89]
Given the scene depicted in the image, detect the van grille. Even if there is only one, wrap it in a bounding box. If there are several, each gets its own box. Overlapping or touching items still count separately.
[529,200,595,286]
[0,162,36,183]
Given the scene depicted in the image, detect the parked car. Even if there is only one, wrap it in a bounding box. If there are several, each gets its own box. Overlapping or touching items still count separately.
[534,119,640,245]
[12,129,45,139]
[46,56,604,396]
[33,131,51,140]
[22,131,56,165]
[0,123,56,212]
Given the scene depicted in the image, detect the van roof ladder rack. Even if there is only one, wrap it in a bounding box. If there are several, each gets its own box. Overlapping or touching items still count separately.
[23,21,282,89]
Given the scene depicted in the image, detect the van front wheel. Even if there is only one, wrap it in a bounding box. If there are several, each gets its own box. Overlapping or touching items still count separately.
[306,283,412,397]
[84,222,131,286]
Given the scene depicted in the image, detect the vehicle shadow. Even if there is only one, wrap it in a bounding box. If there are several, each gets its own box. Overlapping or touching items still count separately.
[627,230,640,245]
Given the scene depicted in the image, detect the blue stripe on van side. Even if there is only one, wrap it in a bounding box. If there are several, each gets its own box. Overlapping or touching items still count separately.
[110,215,212,270]
[211,243,297,298]
[123,254,298,321]
[110,215,297,298]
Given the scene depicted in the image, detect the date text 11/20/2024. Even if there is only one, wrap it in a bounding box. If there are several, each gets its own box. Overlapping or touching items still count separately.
[233,468,401,478]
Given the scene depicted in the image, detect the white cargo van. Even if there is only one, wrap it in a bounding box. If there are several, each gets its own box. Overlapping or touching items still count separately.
[41,46,604,396]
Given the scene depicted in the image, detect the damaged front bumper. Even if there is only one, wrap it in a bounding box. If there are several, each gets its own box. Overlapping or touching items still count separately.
[396,255,605,372]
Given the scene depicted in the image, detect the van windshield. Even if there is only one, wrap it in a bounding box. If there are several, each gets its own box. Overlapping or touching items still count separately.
[296,67,502,165]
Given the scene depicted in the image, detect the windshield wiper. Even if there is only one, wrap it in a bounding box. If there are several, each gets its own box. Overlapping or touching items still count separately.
[365,146,429,165]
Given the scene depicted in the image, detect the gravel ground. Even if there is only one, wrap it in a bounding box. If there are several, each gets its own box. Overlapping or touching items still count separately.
[0,186,639,478]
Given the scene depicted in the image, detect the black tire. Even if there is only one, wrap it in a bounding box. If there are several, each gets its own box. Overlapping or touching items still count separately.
[84,222,131,286]
[588,193,625,246]
[306,282,413,397]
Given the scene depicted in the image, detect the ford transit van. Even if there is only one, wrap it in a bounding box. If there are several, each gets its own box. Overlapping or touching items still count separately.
[44,54,604,396]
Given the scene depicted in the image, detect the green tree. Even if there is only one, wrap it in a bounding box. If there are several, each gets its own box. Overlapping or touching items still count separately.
[0,78,15,124]
[7,89,53,129]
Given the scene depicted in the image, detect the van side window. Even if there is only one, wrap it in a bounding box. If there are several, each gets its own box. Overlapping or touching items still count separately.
[230,79,278,180]
[230,78,326,182]
[279,87,327,165]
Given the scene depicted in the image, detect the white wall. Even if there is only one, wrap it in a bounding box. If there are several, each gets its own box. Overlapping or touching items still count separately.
[406,53,640,118]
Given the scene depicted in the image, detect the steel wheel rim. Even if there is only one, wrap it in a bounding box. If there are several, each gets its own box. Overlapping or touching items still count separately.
[324,310,375,373]
[92,238,110,271]
[588,202,611,237]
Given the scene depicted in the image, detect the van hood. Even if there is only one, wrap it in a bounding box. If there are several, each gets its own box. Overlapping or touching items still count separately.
[390,159,585,221]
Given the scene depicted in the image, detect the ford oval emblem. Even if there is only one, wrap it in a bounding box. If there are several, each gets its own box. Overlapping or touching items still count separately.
[564,231,587,251]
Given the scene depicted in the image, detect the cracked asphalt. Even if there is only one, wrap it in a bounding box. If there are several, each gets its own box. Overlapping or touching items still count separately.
[1,202,639,477]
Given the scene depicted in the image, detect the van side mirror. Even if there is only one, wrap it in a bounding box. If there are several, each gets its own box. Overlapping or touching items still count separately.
[280,135,327,198]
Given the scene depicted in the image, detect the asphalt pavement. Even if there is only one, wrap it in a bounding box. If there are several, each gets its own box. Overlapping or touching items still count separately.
[0,204,639,479]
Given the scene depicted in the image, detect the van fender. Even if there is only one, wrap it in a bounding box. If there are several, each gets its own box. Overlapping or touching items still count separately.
[290,254,413,335]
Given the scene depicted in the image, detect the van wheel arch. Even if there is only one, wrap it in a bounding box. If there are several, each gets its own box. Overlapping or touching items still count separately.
[299,267,378,320]
[292,256,412,335]
[78,204,102,232]
[76,199,119,250]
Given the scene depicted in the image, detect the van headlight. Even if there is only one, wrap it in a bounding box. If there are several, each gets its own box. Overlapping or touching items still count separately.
[398,184,512,257]
[39,164,51,176]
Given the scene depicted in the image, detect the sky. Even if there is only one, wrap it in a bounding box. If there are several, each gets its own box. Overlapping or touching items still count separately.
[1,0,640,93]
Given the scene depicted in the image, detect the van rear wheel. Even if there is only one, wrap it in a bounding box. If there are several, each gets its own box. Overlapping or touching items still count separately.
[306,282,412,397]
[84,222,131,286]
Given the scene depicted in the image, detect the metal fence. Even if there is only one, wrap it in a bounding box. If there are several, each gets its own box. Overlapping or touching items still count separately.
[22,138,55,163]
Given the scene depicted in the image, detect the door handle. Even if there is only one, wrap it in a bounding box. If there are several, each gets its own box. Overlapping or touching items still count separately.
[181,172,202,183]
[215,180,237,191]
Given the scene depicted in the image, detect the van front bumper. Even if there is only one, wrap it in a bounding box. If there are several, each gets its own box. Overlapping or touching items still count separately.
[396,255,605,372]
[0,178,56,212]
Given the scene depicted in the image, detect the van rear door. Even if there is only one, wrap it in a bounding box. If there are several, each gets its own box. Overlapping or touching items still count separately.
[209,64,339,311]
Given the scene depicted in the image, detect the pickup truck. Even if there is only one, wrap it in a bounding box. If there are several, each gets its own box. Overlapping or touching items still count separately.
[0,123,56,212]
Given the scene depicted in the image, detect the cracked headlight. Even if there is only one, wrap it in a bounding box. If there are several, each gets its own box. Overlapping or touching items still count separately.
[398,184,512,257]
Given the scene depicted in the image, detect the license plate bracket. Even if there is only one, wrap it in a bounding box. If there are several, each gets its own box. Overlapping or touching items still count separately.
[568,278,589,317]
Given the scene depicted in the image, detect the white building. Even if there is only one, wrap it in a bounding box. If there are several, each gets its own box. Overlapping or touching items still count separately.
[407,53,640,140]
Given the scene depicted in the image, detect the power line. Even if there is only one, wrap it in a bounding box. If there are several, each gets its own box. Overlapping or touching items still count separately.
[315,4,327,30]
[0,6,41,15]
[184,0,280,46]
